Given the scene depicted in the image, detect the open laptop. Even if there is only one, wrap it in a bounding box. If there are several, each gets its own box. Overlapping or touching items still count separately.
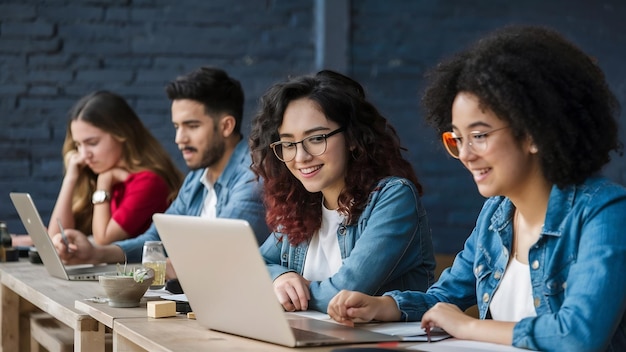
[153,213,401,347]
[9,192,119,280]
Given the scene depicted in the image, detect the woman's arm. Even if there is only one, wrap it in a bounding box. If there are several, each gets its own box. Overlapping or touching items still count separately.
[91,168,129,244]
[309,178,431,312]
[48,151,83,236]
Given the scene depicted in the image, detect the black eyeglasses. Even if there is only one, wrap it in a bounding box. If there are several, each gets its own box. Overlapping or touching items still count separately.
[269,127,345,162]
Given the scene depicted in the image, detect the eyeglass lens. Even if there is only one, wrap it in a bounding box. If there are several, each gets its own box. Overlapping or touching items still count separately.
[441,126,509,159]
[442,132,460,158]
[274,136,327,162]
[271,127,344,162]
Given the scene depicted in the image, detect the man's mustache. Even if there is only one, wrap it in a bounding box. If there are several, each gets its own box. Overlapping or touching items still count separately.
[180,147,197,153]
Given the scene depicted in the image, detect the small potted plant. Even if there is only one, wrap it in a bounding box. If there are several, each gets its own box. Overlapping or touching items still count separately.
[98,264,155,307]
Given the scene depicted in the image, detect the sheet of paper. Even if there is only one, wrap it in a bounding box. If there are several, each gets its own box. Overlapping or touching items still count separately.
[359,322,450,342]
[408,339,528,351]
[144,287,171,298]
[287,310,332,320]
[160,293,188,302]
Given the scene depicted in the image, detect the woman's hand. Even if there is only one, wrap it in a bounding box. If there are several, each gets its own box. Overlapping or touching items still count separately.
[272,272,311,311]
[64,150,86,179]
[96,167,130,188]
[421,302,474,339]
[327,290,401,327]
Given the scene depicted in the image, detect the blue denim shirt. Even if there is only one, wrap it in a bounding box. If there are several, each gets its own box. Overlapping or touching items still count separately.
[386,176,626,352]
[115,140,269,262]
[261,176,436,313]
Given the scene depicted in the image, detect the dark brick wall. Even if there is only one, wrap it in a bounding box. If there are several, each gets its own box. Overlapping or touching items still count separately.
[1,0,625,255]
[0,0,316,234]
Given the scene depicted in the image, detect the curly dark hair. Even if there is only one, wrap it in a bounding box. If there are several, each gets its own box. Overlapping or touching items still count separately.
[165,66,244,135]
[250,70,421,245]
[421,25,622,188]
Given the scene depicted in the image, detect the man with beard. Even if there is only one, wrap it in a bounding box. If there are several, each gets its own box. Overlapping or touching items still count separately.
[52,67,269,275]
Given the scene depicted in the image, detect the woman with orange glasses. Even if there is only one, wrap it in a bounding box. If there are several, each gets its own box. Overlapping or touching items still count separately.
[328,25,626,351]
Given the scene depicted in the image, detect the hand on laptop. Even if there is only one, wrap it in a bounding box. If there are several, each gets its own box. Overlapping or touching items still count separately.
[327,290,401,327]
[273,272,311,311]
[52,229,96,264]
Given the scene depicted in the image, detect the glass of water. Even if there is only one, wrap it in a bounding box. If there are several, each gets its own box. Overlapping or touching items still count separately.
[142,241,166,290]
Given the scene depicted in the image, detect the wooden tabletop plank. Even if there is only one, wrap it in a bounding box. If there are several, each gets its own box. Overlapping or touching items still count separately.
[75,298,152,328]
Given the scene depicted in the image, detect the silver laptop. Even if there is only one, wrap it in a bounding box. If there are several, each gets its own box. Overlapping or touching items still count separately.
[9,192,119,281]
[153,213,400,347]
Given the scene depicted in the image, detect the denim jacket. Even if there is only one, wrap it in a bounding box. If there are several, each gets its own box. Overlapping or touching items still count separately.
[386,176,626,352]
[116,140,269,262]
[261,176,436,312]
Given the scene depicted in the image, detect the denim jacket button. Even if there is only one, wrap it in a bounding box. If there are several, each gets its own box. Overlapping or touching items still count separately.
[562,282,567,290]
[482,292,489,302]
[338,226,346,235]
[474,265,483,276]
[494,271,502,280]
[281,253,288,261]
[531,260,540,270]
[534,297,541,308]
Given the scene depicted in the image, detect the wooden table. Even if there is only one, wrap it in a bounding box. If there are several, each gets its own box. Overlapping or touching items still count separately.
[118,317,514,352]
[105,307,528,351]
[2,261,529,352]
[111,315,413,352]
[78,298,415,351]
[74,299,151,330]
[0,260,108,352]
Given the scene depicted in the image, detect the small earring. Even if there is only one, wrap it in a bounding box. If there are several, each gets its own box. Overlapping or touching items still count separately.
[530,145,538,153]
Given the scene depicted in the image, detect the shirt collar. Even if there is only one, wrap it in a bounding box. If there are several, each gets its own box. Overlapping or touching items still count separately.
[489,183,573,239]
[199,167,212,191]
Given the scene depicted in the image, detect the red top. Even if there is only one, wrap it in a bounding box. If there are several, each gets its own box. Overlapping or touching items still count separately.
[110,170,170,238]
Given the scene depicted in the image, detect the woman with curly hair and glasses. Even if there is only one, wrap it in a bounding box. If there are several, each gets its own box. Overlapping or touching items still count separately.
[249,70,436,313]
[327,25,626,352]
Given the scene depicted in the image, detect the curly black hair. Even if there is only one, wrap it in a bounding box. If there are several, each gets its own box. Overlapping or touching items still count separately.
[421,25,622,188]
[250,70,421,245]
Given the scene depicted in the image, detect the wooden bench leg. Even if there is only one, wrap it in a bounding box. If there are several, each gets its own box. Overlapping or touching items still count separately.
[29,313,74,352]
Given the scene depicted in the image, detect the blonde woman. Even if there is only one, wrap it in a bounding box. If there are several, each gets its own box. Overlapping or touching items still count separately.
[48,91,183,245]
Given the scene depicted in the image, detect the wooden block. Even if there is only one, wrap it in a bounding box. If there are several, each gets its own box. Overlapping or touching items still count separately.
[187,312,196,319]
[147,301,176,318]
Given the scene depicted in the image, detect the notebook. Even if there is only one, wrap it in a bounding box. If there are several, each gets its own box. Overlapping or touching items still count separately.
[9,192,119,281]
[152,213,401,347]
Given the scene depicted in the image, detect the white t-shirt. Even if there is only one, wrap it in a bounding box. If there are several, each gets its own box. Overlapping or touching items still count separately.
[489,258,537,322]
[199,168,217,219]
[302,205,344,282]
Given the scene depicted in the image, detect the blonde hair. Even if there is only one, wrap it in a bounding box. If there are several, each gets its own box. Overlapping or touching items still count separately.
[62,91,183,234]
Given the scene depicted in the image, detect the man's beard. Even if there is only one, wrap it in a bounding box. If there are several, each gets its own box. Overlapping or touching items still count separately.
[194,138,225,170]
